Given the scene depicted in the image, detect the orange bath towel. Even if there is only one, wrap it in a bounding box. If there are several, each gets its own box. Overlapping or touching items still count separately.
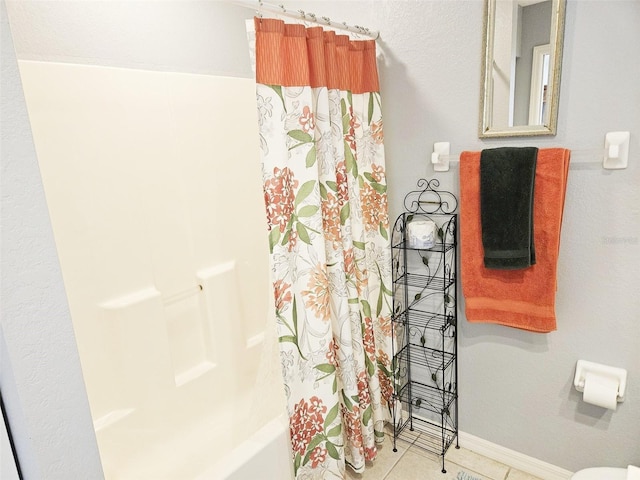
[460,148,570,332]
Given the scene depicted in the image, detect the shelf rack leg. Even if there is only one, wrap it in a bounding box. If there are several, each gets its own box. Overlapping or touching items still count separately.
[392,398,398,452]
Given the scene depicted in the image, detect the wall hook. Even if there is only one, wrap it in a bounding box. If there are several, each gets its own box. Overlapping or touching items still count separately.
[603,131,630,169]
[431,142,451,172]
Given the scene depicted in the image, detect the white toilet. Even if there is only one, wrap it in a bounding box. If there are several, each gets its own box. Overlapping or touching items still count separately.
[572,466,636,480]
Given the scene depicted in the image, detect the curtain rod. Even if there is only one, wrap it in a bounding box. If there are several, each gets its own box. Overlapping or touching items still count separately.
[232,0,380,40]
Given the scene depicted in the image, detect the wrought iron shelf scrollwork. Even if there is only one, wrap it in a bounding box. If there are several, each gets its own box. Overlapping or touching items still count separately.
[395,344,455,372]
[392,310,455,333]
[396,416,457,457]
[392,241,455,253]
[397,380,457,417]
[402,178,458,215]
[390,179,459,474]
[393,272,455,293]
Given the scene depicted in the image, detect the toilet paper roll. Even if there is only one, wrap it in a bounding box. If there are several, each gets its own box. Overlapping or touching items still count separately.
[407,220,436,249]
[582,372,619,410]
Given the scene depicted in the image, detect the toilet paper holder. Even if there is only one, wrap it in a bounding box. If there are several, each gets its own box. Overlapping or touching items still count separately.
[573,360,627,402]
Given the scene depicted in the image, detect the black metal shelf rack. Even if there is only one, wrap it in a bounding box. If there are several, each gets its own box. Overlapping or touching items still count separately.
[390,179,459,474]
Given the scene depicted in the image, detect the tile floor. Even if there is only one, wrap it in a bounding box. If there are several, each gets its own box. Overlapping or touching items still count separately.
[346,431,543,480]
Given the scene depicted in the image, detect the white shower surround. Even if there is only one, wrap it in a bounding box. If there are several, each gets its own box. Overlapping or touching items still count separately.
[17,60,292,479]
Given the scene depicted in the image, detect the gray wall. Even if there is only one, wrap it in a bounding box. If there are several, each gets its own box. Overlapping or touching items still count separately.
[3,0,639,474]
[0,1,104,478]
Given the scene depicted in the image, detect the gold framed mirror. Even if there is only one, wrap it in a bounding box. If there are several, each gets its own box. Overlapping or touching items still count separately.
[479,0,567,138]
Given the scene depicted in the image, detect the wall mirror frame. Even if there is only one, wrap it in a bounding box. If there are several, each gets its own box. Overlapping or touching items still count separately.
[479,0,567,138]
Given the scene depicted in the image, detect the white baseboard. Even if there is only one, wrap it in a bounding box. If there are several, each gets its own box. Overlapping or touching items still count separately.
[458,431,574,480]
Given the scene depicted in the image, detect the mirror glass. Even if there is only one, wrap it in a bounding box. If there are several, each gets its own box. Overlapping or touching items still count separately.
[479,0,566,137]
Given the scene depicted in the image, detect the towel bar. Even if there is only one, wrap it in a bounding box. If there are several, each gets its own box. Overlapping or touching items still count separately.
[431,132,630,172]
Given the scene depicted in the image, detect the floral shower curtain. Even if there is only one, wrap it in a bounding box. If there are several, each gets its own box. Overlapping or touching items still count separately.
[252,18,393,479]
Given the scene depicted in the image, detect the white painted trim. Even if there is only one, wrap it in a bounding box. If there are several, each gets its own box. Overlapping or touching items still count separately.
[458,431,574,480]
[528,43,551,126]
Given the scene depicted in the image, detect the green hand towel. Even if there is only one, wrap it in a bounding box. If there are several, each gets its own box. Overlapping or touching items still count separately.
[480,147,538,270]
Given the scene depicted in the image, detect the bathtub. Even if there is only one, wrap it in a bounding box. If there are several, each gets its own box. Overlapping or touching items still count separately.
[95,401,293,479]
[197,414,294,480]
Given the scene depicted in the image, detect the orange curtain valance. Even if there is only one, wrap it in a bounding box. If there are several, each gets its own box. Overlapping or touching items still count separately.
[254,17,380,93]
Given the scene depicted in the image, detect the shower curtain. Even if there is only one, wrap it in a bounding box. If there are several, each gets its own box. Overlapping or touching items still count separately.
[251,18,393,479]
